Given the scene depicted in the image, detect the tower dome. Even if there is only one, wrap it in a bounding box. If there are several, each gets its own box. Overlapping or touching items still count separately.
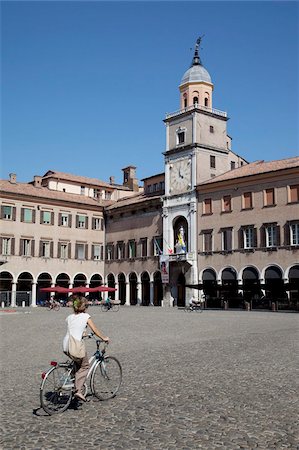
[180,64,212,86]
[179,38,212,87]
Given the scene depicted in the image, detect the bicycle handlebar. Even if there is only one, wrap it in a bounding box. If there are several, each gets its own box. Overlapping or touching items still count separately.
[83,332,108,347]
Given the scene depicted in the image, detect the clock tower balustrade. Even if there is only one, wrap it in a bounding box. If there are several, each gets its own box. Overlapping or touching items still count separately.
[165,103,227,121]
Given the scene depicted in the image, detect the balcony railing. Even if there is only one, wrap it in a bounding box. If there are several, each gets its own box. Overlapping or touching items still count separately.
[169,252,195,262]
[165,104,227,120]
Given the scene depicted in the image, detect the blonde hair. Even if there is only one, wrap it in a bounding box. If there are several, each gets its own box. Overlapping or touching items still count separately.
[72,296,87,314]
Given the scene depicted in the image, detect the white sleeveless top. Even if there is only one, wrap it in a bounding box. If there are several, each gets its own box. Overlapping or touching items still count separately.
[62,312,90,353]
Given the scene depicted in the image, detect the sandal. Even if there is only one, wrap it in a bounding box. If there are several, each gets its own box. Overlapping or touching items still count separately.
[74,392,87,402]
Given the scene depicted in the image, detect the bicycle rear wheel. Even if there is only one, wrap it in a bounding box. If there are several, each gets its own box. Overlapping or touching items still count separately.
[40,366,73,414]
[101,304,108,312]
[91,356,122,400]
[54,303,60,311]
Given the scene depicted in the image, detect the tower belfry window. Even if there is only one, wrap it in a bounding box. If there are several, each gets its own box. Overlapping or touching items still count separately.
[204,98,209,107]
[193,97,198,105]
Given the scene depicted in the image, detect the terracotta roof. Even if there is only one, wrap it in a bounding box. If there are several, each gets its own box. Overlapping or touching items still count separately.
[42,170,130,190]
[199,156,299,186]
[0,180,112,208]
[105,193,161,211]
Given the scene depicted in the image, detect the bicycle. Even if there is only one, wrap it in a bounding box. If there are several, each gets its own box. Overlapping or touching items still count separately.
[101,301,120,312]
[40,334,122,415]
[45,299,60,311]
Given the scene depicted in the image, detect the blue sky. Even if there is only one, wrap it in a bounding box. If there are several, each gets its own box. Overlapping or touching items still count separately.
[1,1,298,184]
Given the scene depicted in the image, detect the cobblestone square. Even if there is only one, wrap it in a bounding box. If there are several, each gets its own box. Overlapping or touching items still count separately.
[0,307,298,449]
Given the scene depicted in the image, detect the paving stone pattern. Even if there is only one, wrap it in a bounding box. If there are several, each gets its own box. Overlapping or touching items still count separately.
[0,307,298,449]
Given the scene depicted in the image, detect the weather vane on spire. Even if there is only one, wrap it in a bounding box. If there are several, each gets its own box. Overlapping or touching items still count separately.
[196,35,205,49]
[192,35,205,66]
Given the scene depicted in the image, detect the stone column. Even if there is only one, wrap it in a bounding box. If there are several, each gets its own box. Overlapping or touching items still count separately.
[150,282,154,306]
[125,282,130,306]
[115,282,120,302]
[31,282,37,307]
[11,282,17,308]
[68,283,73,297]
[136,282,141,306]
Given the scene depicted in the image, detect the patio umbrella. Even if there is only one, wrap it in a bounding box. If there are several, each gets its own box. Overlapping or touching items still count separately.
[68,286,117,293]
[89,286,117,292]
[40,286,69,293]
[69,286,91,294]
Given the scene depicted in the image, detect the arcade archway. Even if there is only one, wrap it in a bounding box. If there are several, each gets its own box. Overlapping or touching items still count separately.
[118,273,126,305]
[141,272,150,306]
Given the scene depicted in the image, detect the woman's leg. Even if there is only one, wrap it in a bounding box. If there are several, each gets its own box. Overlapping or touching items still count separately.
[75,353,89,394]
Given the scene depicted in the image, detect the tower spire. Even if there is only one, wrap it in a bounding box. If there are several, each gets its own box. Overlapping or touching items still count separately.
[191,36,204,66]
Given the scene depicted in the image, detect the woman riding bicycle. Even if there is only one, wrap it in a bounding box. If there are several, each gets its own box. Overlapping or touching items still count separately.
[62,296,109,402]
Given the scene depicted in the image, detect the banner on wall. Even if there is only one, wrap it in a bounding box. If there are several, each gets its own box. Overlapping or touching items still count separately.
[160,255,169,284]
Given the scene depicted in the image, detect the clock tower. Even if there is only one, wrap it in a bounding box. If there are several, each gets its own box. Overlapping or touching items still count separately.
[162,38,232,306]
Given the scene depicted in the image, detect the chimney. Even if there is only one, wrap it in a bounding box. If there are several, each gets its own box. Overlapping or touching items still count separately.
[9,173,17,184]
[109,176,115,185]
[34,175,42,188]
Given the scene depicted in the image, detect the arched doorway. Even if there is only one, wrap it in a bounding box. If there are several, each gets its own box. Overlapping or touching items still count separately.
[73,273,87,288]
[242,267,262,309]
[222,268,239,308]
[288,265,299,310]
[17,272,33,306]
[177,272,185,307]
[141,272,150,306]
[202,269,218,308]
[90,274,103,301]
[265,266,284,309]
[153,271,163,306]
[107,274,116,300]
[118,273,126,305]
[0,271,13,306]
[56,273,70,302]
[56,273,70,288]
[37,273,52,305]
[129,273,137,305]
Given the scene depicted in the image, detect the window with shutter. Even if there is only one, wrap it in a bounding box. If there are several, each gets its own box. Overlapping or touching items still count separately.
[42,211,51,224]
[243,192,253,210]
[202,231,213,252]
[222,229,232,251]
[289,185,299,203]
[2,206,13,220]
[264,188,275,207]
[141,238,148,257]
[22,208,33,223]
[2,237,11,255]
[76,243,85,260]
[290,223,299,246]
[222,196,231,213]
[203,198,212,215]
[77,215,86,228]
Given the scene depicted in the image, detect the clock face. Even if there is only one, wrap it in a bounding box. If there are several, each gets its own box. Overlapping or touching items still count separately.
[170,159,191,193]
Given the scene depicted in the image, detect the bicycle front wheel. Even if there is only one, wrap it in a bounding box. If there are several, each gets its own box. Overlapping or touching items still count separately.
[54,303,60,311]
[112,304,119,312]
[91,356,122,400]
[40,366,73,415]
